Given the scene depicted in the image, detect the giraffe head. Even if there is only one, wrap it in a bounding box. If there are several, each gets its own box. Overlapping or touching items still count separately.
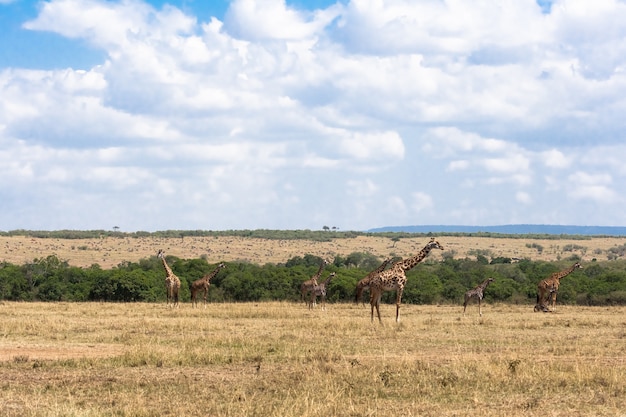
[218,262,226,269]
[157,249,165,259]
[573,262,583,270]
[426,238,444,252]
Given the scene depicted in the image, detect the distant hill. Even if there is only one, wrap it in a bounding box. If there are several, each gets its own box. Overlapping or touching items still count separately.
[366,224,626,236]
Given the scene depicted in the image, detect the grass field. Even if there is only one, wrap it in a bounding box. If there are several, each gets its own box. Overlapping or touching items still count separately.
[1,302,624,416]
[2,234,626,267]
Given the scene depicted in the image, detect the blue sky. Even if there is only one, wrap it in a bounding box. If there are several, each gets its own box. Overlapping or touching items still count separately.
[2,0,626,232]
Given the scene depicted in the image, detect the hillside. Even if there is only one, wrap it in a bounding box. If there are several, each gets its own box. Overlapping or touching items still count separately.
[368,224,626,236]
[2,233,626,268]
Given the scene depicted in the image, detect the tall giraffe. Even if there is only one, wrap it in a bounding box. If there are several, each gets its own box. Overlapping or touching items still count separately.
[190,262,225,308]
[463,277,494,316]
[157,249,181,308]
[309,272,336,310]
[300,259,329,304]
[369,238,444,324]
[355,258,393,305]
[534,262,582,312]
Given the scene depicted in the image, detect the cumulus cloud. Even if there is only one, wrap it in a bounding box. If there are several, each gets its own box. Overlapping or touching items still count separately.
[567,171,618,202]
[2,0,626,230]
[541,148,571,169]
[224,0,341,41]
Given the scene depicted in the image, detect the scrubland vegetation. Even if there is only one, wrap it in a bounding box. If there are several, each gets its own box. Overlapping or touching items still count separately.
[2,251,626,306]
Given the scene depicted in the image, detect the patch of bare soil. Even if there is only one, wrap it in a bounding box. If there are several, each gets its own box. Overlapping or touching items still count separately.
[0,343,125,362]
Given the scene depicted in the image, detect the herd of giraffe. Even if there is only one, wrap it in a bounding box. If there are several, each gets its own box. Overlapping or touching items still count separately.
[156,239,584,323]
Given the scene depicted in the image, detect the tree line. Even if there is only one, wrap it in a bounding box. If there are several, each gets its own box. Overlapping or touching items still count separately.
[1,228,597,241]
[1,252,625,306]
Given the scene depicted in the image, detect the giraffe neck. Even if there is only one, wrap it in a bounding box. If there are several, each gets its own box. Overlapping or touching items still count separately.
[374,259,391,274]
[320,273,335,286]
[161,258,174,277]
[205,265,223,282]
[399,247,433,271]
[554,264,578,281]
[313,261,327,280]
[478,279,492,290]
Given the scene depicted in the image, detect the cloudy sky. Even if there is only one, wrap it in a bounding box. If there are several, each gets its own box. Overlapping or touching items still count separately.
[1,0,626,232]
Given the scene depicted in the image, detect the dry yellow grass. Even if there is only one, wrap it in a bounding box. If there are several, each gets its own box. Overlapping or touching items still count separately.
[0,302,624,416]
[2,234,625,267]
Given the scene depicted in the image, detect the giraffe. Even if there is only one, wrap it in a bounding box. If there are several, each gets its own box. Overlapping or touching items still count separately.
[157,249,181,308]
[463,277,495,316]
[534,262,583,312]
[369,238,444,324]
[190,262,225,308]
[300,259,329,304]
[355,258,393,305]
[309,272,336,310]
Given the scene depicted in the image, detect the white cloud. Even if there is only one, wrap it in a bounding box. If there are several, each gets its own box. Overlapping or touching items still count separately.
[569,171,612,186]
[411,192,433,213]
[516,191,532,204]
[426,127,509,155]
[541,148,571,169]
[567,171,618,202]
[337,130,405,161]
[481,154,530,174]
[346,178,379,197]
[3,0,626,231]
[224,0,340,41]
[447,160,469,171]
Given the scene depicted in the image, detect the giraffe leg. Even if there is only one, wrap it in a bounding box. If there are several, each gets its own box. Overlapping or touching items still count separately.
[478,299,482,317]
[535,289,546,312]
[375,298,382,324]
[370,290,382,324]
[395,289,404,323]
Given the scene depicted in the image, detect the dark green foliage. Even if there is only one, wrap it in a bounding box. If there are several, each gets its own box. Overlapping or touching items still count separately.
[2,252,626,306]
[0,263,30,300]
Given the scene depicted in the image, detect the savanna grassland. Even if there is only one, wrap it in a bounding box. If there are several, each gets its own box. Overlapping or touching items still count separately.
[1,302,625,416]
[2,234,626,267]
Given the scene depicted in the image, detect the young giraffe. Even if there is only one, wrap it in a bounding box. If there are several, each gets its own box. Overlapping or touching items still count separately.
[157,249,181,308]
[354,258,393,305]
[369,238,444,324]
[300,259,329,305]
[309,272,336,310]
[190,262,226,308]
[534,262,583,312]
[463,277,495,316]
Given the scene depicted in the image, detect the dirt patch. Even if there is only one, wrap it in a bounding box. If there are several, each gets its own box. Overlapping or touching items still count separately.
[0,343,125,362]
